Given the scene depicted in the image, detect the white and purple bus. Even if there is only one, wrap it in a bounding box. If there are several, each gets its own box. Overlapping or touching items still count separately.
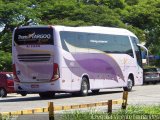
[12,25,143,98]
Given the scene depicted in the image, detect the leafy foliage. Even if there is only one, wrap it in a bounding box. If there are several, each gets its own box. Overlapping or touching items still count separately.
[62,105,160,120]
[0,0,160,71]
[0,51,12,71]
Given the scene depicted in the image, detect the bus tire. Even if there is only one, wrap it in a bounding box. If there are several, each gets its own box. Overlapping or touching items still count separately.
[123,77,133,92]
[80,77,89,96]
[153,81,157,84]
[39,92,55,99]
[20,93,27,96]
[0,88,7,97]
[91,89,100,94]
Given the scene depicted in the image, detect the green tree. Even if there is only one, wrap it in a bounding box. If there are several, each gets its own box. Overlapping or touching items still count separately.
[0,0,160,70]
[0,0,41,70]
[125,0,139,6]
[120,0,160,54]
[0,0,41,52]
[0,51,12,71]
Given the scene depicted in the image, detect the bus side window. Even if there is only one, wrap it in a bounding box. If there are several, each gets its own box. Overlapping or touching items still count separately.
[131,37,142,67]
[126,49,134,57]
[76,32,89,53]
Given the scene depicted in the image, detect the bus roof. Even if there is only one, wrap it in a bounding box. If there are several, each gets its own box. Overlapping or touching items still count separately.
[15,25,137,38]
[54,25,137,38]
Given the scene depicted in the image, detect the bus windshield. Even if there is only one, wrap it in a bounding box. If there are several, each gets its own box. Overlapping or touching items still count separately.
[14,27,54,45]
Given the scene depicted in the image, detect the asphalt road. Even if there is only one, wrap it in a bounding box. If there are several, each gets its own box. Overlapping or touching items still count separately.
[0,84,160,113]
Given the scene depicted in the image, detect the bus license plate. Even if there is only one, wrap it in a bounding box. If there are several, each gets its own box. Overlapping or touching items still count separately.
[31,84,39,88]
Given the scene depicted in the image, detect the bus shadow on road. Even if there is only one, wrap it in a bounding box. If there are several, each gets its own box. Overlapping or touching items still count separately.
[0,90,124,102]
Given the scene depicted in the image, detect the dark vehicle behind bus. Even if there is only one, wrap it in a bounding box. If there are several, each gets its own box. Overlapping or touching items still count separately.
[143,67,160,84]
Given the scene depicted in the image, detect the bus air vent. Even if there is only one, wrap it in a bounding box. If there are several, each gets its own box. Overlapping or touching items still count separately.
[17,54,51,62]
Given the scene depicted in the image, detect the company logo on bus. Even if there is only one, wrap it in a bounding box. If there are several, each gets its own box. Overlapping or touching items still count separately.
[90,40,108,44]
[18,32,51,41]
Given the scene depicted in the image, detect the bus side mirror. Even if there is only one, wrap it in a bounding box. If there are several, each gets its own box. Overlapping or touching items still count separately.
[137,44,149,66]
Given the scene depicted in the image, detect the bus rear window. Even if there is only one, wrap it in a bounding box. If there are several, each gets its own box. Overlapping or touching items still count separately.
[14,27,54,45]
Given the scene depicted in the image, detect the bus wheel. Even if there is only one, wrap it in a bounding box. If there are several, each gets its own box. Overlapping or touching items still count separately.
[153,81,157,84]
[91,89,100,94]
[0,88,7,97]
[20,93,27,96]
[123,77,133,92]
[80,77,89,96]
[39,92,55,99]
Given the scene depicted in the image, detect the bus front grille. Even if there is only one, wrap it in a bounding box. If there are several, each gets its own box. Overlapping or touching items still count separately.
[17,54,51,62]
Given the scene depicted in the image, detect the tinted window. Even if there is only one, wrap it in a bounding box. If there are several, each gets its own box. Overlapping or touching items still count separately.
[144,68,157,72]
[157,68,160,72]
[60,31,89,52]
[60,31,132,54]
[14,27,54,45]
[131,37,142,67]
[89,33,132,54]
[6,74,13,79]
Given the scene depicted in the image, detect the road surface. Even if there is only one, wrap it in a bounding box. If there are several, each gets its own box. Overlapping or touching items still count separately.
[0,84,160,113]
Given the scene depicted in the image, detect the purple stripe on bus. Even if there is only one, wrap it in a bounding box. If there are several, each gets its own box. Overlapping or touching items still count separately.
[64,53,124,82]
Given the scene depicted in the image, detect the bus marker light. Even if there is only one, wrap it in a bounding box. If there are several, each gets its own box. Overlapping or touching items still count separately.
[51,63,60,81]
